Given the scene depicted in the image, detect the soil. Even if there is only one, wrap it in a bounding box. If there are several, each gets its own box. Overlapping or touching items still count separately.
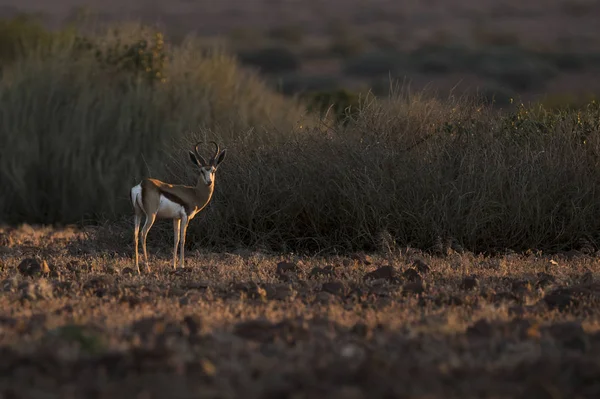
[1,225,600,398]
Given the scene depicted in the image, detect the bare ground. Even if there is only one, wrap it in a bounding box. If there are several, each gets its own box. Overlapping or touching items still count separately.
[1,224,600,398]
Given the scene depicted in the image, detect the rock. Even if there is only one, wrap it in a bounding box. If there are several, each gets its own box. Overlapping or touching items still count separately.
[276,261,298,275]
[267,284,294,301]
[17,258,49,277]
[402,281,425,295]
[316,291,338,304]
[351,253,373,265]
[412,259,431,273]
[402,268,422,282]
[460,276,479,291]
[310,266,338,278]
[322,281,347,297]
[233,282,266,300]
[492,291,519,303]
[363,266,397,282]
[433,294,463,306]
[543,288,578,311]
[535,272,556,289]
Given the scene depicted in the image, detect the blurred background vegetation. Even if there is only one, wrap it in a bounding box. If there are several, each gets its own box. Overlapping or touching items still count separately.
[2,1,600,255]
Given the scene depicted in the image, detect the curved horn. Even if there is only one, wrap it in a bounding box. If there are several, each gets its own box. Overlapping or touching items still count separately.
[193,141,208,166]
[194,141,203,157]
[209,140,220,159]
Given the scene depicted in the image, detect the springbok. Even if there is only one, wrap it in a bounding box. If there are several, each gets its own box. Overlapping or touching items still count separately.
[130,141,226,273]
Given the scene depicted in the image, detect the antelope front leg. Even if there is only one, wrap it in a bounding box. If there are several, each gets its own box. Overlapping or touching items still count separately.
[173,218,181,270]
[133,214,142,274]
[179,215,189,269]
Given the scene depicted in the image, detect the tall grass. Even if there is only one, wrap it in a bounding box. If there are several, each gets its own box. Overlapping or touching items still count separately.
[2,19,600,254]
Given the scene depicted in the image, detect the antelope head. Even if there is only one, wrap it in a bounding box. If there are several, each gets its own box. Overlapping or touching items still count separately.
[188,141,227,186]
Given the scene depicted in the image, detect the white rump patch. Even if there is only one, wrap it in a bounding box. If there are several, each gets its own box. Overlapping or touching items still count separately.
[130,184,142,210]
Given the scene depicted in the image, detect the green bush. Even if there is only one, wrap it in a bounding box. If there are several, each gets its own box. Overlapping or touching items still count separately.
[0,23,307,225]
[73,31,168,86]
[303,89,361,124]
[0,14,75,66]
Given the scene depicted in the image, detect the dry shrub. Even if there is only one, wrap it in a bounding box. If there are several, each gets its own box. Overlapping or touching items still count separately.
[2,21,600,254]
[0,22,307,225]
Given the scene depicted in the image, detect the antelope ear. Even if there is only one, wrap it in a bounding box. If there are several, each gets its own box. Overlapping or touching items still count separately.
[215,149,227,168]
[189,151,204,167]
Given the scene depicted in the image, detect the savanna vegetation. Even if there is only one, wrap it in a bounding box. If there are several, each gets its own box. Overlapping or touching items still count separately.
[1,9,600,398]
[1,15,600,255]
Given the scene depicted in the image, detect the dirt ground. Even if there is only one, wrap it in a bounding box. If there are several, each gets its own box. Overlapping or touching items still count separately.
[1,224,600,398]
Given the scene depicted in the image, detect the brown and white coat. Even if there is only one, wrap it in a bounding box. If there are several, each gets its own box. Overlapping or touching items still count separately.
[130,141,226,273]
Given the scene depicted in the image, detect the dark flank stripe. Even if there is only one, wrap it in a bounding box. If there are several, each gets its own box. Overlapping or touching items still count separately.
[159,189,192,215]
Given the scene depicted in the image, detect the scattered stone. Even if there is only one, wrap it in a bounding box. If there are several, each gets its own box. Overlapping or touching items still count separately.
[402,281,425,295]
[322,281,347,297]
[363,266,397,282]
[543,289,577,311]
[460,276,479,291]
[492,291,519,303]
[17,258,49,277]
[310,266,338,278]
[412,259,431,273]
[351,253,373,265]
[535,272,556,289]
[267,284,294,301]
[316,291,338,304]
[402,268,422,282]
[276,261,298,275]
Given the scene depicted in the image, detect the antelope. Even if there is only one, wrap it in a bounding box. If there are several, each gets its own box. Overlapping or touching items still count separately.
[130,141,227,273]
